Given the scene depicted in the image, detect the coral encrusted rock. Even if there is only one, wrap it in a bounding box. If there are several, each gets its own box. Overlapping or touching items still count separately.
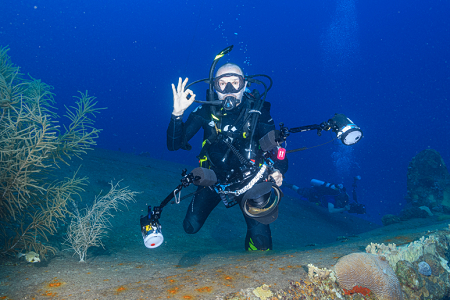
[335,253,403,300]
[381,214,401,226]
[406,149,450,208]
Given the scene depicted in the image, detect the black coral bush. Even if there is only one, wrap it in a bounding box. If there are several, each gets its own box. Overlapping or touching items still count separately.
[0,46,102,259]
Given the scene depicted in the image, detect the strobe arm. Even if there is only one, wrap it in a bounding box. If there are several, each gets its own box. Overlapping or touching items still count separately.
[265,122,329,149]
[140,167,218,249]
[279,122,329,137]
[158,169,198,210]
[278,113,363,146]
[152,167,218,217]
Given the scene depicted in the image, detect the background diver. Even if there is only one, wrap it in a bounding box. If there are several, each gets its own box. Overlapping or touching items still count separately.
[284,176,366,214]
[167,62,288,251]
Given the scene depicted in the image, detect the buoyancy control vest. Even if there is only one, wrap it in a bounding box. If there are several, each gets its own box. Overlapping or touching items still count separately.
[197,90,266,177]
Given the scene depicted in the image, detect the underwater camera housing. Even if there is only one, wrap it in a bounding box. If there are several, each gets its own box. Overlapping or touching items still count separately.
[348,202,366,214]
[240,182,283,225]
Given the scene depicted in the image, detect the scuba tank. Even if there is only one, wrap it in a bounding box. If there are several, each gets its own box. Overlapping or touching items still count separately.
[310,179,343,191]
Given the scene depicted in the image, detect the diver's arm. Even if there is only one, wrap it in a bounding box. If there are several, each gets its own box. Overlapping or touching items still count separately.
[270,153,288,176]
[167,114,185,151]
[167,109,203,151]
[257,102,289,174]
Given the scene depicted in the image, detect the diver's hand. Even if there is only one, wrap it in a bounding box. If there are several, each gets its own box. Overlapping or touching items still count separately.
[269,170,283,186]
[172,77,196,116]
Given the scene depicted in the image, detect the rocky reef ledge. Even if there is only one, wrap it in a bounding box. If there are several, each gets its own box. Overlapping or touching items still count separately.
[223,225,450,300]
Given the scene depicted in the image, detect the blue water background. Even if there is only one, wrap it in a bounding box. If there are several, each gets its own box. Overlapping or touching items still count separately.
[1,0,449,224]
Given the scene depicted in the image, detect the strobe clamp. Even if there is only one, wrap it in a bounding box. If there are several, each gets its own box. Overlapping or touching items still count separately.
[180,168,200,188]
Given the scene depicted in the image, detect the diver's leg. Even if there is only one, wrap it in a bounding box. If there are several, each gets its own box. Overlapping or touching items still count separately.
[183,186,221,234]
[244,216,272,251]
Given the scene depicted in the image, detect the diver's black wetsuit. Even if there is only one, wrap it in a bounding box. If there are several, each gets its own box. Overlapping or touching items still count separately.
[295,186,349,209]
[167,93,288,251]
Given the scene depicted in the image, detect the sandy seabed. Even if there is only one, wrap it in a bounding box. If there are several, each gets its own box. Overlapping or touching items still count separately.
[1,148,446,300]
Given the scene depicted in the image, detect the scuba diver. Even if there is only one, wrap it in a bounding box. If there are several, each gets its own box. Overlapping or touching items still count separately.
[147,46,362,252]
[167,59,288,251]
[284,177,366,214]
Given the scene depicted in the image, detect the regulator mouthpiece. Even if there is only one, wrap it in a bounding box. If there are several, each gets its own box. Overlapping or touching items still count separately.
[330,114,363,146]
[223,96,240,110]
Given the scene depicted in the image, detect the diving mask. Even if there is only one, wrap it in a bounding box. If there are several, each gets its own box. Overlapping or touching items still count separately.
[214,73,247,110]
[214,73,246,94]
